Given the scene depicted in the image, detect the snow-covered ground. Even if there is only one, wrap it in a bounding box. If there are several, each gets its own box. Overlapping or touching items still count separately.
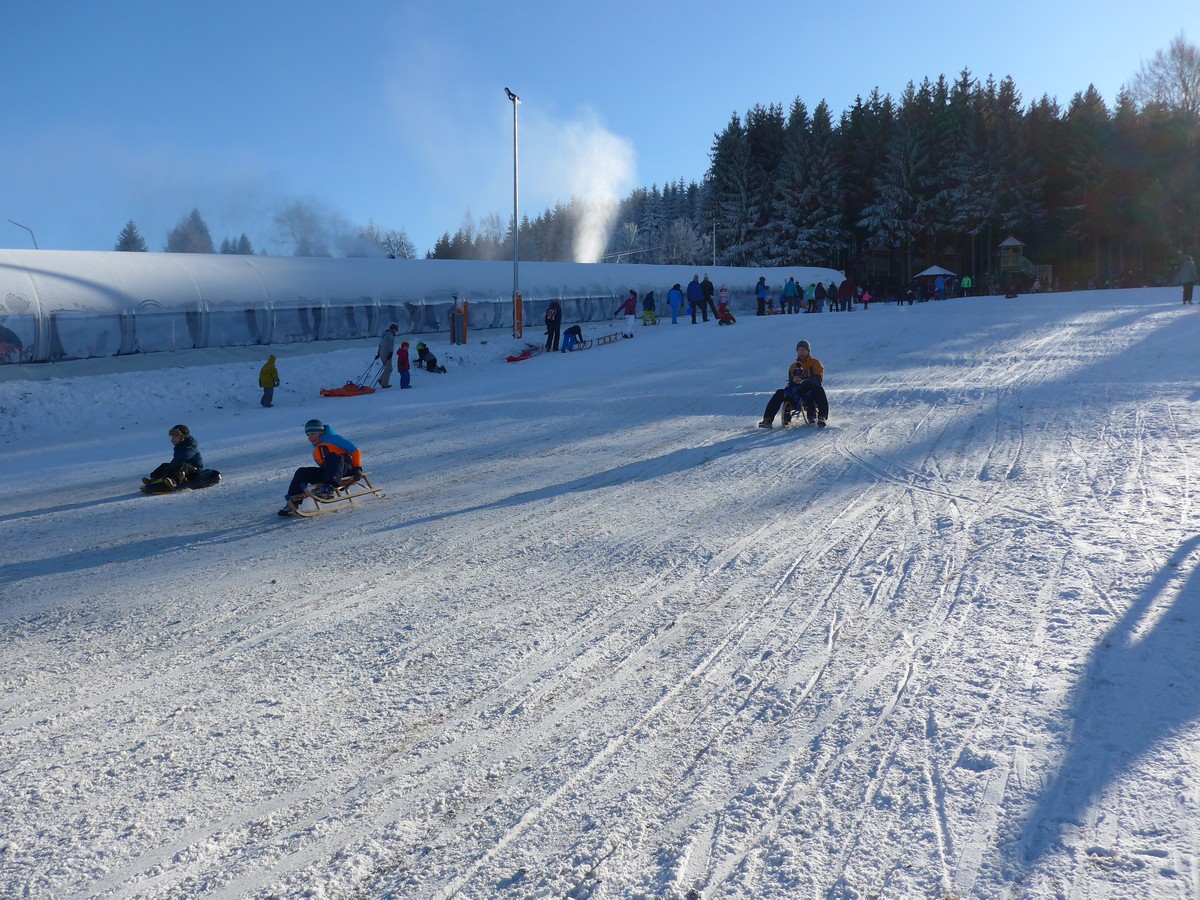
[2,289,1199,899]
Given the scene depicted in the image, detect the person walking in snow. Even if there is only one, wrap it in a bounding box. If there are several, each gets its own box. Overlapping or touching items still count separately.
[396,341,411,389]
[258,354,280,407]
[667,283,685,324]
[700,275,719,321]
[143,424,204,489]
[545,299,563,351]
[279,419,362,516]
[758,340,829,429]
[376,323,399,388]
[1179,255,1197,305]
[614,290,638,337]
[642,290,658,325]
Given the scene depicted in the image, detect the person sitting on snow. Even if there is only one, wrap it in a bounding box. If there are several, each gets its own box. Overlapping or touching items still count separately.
[143,424,204,489]
[279,419,363,516]
[561,324,584,352]
[717,285,736,325]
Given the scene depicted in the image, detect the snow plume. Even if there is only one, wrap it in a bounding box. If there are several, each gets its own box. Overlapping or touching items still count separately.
[533,117,636,264]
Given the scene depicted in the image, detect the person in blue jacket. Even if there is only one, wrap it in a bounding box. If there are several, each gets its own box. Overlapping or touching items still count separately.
[143,424,204,488]
[755,276,768,316]
[667,283,685,324]
[279,419,362,515]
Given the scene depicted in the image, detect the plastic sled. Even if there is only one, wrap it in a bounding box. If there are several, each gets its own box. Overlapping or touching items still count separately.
[142,469,222,494]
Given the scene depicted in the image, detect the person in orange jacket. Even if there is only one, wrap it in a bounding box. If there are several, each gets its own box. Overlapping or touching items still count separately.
[279,420,362,515]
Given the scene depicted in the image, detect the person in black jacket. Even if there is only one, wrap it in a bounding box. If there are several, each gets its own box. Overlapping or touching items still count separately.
[144,424,204,488]
[545,299,563,351]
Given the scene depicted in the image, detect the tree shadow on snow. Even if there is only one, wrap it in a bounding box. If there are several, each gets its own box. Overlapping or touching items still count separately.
[1015,533,1200,871]
[376,431,776,533]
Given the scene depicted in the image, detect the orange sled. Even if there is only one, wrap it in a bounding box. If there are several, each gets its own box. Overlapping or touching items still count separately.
[320,382,376,397]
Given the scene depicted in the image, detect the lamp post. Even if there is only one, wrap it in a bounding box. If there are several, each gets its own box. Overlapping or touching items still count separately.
[504,87,521,337]
[8,219,38,250]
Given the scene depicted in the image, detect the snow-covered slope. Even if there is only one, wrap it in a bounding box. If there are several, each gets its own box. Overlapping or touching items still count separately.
[2,290,1199,898]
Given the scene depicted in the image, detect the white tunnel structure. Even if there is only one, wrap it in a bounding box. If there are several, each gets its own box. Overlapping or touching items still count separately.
[0,250,844,363]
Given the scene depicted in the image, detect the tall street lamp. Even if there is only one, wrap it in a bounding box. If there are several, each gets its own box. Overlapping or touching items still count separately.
[504,86,521,337]
[8,219,39,250]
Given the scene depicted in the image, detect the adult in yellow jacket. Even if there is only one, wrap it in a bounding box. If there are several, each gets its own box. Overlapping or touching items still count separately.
[259,355,280,407]
[759,340,829,428]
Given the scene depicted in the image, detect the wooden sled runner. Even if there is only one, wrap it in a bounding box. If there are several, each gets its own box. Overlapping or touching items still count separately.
[286,471,383,517]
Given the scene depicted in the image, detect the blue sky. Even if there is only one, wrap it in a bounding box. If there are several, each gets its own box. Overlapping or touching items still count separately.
[4,1,1196,257]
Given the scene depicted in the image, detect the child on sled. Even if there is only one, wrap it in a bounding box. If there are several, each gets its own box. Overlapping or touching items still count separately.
[716,285,736,325]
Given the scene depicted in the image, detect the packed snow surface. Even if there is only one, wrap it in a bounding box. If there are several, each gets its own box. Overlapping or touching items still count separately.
[2,289,1199,899]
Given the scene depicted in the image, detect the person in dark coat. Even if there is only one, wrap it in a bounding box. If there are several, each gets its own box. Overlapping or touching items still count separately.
[686,276,706,323]
[700,275,719,320]
[545,299,563,350]
[144,424,204,489]
[1179,255,1197,304]
[642,290,658,325]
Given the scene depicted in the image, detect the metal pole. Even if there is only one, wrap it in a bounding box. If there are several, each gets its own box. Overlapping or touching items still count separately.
[8,219,38,249]
[505,87,521,337]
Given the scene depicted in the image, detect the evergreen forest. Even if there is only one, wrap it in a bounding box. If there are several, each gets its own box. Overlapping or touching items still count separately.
[430,49,1200,291]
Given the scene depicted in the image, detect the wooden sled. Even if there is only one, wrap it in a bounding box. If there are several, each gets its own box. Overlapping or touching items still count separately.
[594,332,628,347]
[286,471,383,517]
[320,383,376,398]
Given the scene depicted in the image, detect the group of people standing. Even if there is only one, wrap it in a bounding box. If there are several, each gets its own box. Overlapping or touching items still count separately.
[755,276,866,315]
